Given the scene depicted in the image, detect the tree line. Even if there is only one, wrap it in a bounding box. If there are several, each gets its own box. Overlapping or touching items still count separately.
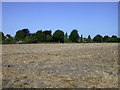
[0,29,120,44]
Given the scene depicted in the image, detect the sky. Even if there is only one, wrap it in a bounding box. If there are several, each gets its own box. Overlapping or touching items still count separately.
[2,2,118,38]
[1,0,120,2]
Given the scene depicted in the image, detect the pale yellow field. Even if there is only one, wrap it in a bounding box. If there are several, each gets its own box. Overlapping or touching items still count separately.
[2,43,118,88]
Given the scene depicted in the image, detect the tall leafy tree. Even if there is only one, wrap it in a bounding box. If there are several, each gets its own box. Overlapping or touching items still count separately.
[25,33,37,43]
[0,32,5,41]
[0,32,5,44]
[109,35,118,42]
[4,34,15,44]
[22,29,30,36]
[15,30,24,41]
[118,38,120,42]
[6,34,12,38]
[93,34,103,43]
[43,30,52,36]
[15,29,30,41]
[36,30,46,42]
[64,32,68,42]
[69,29,79,42]
[46,35,53,42]
[80,35,83,43]
[43,30,52,42]
[103,35,110,42]
[53,30,64,43]
[86,35,92,43]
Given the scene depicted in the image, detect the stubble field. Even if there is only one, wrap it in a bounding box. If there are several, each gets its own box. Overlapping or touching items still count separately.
[2,43,118,88]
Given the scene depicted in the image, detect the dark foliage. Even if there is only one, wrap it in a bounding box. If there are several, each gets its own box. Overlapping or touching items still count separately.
[1,29,120,44]
[36,30,46,42]
[102,35,110,42]
[93,34,103,43]
[108,35,118,42]
[86,35,92,43]
[53,30,64,43]
[0,32,5,41]
[15,29,30,41]
[69,29,79,42]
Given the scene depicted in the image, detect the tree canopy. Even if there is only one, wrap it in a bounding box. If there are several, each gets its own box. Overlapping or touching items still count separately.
[93,34,103,43]
[0,32,5,41]
[53,30,64,43]
[1,29,120,44]
[103,35,110,42]
[86,35,92,43]
[15,29,30,41]
[69,29,79,42]
[36,30,46,42]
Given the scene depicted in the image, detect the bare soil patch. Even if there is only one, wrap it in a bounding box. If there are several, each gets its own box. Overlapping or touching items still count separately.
[2,43,118,88]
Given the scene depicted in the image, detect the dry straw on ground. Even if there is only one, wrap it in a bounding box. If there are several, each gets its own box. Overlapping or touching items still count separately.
[2,43,118,88]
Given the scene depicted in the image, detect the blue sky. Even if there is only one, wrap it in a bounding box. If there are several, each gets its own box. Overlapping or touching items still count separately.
[2,2,118,38]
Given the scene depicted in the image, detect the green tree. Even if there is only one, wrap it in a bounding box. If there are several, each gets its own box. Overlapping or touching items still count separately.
[109,35,118,42]
[46,35,53,42]
[86,35,92,43]
[93,34,103,43]
[53,30,64,43]
[6,34,12,38]
[0,32,5,41]
[22,29,30,36]
[103,35,110,42]
[15,29,30,41]
[36,30,45,42]
[64,32,69,42]
[25,33,37,43]
[80,35,83,43]
[15,30,24,41]
[4,34,15,44]
[69,29,79,42]
[0,32,5,44]
[118,38,120,43]
[43,30,52,36]
[43,30,52,42]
